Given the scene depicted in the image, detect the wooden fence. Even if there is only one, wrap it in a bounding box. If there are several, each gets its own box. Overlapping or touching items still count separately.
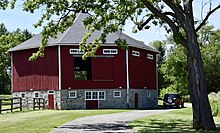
[0,97,22,114]
[33,98,45,110]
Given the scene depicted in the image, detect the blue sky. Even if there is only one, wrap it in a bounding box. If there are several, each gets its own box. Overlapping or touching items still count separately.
[0,1,220,45]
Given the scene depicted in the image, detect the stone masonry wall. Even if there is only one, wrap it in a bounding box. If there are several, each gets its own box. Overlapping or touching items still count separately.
[60,89,157,109]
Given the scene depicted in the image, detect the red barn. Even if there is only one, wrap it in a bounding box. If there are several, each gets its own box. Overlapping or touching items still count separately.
[9,13,158,109]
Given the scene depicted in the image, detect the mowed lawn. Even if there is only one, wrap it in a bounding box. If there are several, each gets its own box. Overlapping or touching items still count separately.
[129,107,220,133]
[0,109,128,133]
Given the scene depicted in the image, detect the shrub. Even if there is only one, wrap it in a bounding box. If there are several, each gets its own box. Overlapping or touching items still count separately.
[208,92,220,116]
[159,87,177,99]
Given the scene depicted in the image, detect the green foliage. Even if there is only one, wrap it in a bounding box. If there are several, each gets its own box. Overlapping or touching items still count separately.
[201,28,220,92]
[0,0,170,60]
[160,43,189,96]
[149,40,167,92]
[159,87,177,98]
[208,92,220,116]
[149,40,166,66]
[160,26,220,96]
[0,23,32,94]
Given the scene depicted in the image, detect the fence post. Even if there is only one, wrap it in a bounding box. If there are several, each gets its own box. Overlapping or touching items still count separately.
[11,98,13,112]
[38,99,40,110]
[20,98,22,112]
[43,99,45,109]
[0,99,2,114]
[33,98,35,110]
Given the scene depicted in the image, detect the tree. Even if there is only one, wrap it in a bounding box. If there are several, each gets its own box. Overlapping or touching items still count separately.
[1,0,220,130]
[0,24,33,94]
[0,23,8,35]
[201,28,220,93]
[149,40,167,93]
[161,26,220,96]
[149,40,166,67]
[160,42,189,96]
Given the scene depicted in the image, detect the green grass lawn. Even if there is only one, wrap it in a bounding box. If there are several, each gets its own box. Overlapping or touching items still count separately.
[129,107,220,133]
[0,95,11,99]
[0,109,128,133]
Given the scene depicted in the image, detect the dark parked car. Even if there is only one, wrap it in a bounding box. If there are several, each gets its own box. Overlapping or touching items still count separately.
[163,94,184,108]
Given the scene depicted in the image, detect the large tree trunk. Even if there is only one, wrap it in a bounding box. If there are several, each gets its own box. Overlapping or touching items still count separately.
[185,22,216,130]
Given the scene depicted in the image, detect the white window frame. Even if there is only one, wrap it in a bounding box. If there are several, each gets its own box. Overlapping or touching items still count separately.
[113,91,121,98]
[132,50,140,57]
[103,49,118,54]
[70,49,85,54]
[98,91,105,100]
[85,91,106,100]
[147,92,151,97]
[48,90,54,94]
[147,54,154,60]
[69,91,77,98]
[34,92,39,98]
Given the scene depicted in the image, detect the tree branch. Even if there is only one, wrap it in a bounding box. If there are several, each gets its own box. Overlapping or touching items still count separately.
[140,1,176,30]
[162,0,185,22]
[137,15,154,30]
[196,4,220,32]
[140,0,187,47]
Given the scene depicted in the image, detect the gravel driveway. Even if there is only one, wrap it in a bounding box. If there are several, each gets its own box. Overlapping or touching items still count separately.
[50,109,172,133]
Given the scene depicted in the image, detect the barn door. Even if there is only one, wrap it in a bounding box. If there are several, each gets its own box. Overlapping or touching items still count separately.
[86,100,98,109]
[92,57,113,80]
[48,94,54,109]
[135,93,138,109]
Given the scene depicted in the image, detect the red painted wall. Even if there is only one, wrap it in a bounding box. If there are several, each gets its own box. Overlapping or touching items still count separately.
[12,47,59,92]
[61,46,127,89]
[128,47,157,89]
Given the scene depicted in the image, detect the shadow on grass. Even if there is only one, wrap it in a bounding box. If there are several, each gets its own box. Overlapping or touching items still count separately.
[130,118,220,133]
[56,121,132,132]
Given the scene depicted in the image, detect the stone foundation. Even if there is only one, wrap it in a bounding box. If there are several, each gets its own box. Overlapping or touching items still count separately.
[12,89,157,109]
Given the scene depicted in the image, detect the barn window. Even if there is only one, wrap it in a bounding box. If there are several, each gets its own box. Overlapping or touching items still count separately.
[113,91,121,97]
[98,91,105,100]
[21,93,25,98]
[147,92,151,97]
[132,50,140,57]
[34,92,39,98]
[69,91,77,98]
[103,49,118,54]
[92,92,98,100]
[70,49,84,54]
[85,91,106,100]
[147,54,154,60]
[74,57,91,80]
[85,92,92,100]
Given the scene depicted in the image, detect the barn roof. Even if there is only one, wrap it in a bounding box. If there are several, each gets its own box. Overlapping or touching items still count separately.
[9,13,158,53]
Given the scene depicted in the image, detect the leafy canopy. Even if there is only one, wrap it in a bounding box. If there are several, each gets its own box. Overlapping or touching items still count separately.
[0,0,177,60]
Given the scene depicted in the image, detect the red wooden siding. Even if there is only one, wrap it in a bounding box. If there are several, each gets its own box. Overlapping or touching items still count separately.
[12,47,59,92]
[92,57,114,80]
[61,46,126,89]
[128,47,157,89]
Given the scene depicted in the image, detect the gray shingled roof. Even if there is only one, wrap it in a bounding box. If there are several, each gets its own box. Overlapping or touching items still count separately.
[9,13,158,53]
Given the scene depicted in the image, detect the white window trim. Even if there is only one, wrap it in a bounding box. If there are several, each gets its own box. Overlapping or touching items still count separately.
[103,49,118,54]
[98,91,106,100]
[70,49,85,54]
[113,91,121,98]
[85,91,106,100]
[132,50,140,57]
[48,90,54,94]
[147,54,154,60]
[69,91,77,98]
[147,92,151,97]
